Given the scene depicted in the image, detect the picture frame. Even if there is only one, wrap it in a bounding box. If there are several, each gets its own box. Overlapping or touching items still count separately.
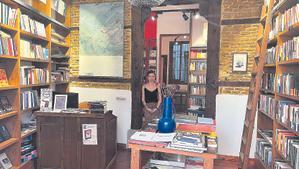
[54,95,68,111]
[232,53,248,72]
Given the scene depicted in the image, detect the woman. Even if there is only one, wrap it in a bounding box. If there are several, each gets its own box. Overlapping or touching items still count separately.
[142,70,162,125]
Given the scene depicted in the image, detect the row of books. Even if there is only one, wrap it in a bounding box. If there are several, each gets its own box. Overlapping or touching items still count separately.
[0,31,17,56]
[190,61,206,72]
[274,4,299,34]
[20,14,46,38]
[259,95,276,118]
[262,73,275,92]
[190,51,207,59]
[0,2,17,27]
[20,90,39,110]
[278,36,299,62]
[190,86,206,95]
[277,73,299,96]
[189,74,206,84]
[20,39,49,60]
[277,100,299,132]
[256,138,272,167]
[266,47,276,64]
[276,129,299,168]
[21,135,37,163]
[188,97,205,109]
[20,66,50,85]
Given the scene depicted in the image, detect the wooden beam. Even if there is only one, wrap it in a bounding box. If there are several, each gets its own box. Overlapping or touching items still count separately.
[161,0,201,6]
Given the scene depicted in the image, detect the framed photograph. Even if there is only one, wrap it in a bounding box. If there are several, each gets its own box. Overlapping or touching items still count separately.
[40,88,53,111]
[54,95,67,111]
[232,53,248,72]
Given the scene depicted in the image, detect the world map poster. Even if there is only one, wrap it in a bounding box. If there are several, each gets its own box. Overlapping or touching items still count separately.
[79,2,124,77]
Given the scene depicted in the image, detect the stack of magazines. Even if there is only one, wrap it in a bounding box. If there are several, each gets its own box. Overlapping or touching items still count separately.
[167,132,207,153]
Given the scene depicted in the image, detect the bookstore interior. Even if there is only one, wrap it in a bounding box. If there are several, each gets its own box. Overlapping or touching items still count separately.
[0,0,299,169]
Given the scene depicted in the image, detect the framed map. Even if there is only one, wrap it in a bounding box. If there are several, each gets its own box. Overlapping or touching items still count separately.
[79,2,124,77]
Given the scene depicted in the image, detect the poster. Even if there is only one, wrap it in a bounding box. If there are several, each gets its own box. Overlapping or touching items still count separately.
[79,2,124,77]
[40,88,53,111]
[82,124,98,145]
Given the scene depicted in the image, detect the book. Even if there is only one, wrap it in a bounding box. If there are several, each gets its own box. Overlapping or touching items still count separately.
[20,39,49,60]
[0,2,17,27]
[256,138,272,167]
[277,73,299,97]
[20,90,39,110]
[20,13,46,37]
[0,31,16,56]
[261,73,275,92]
[40,88,52,111]
[20,66,50,85]
[278,36,299,62]
[259,95,276,118]
[0,153,12,169]
[0,69,8,87]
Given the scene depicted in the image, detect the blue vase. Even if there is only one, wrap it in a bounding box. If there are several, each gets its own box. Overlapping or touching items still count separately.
[158,97,176,133]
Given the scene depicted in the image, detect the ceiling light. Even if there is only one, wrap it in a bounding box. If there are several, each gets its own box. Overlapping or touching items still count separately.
[183,35,187,39]
[194,12,200,19]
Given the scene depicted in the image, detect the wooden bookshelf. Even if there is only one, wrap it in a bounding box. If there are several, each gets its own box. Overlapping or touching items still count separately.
[255,153,271,169]
[0,0,71,167]
[21,129,36,139]
[255,0,299,168]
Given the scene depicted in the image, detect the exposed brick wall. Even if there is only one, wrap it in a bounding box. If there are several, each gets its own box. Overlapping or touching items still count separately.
[222,0,263,20]
[220,24,259,82]
[69,0,132,89]
[219,0,262,94]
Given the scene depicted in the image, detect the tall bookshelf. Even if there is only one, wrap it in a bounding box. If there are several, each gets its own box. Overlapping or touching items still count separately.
[187,47,207,115]
[0,0,70,168]
[256,0,299,168]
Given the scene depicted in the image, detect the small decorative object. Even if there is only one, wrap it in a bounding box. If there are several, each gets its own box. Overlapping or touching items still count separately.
[232,53,248,72]
[40,88,53,111]
[129,0,165,7]
[54,95,67,111]
[0,153,12,169]
[0,69,8,87]
[158,85,179,133]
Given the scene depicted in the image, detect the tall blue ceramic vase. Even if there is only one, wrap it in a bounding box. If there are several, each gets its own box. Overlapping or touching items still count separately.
[158,97,176,133]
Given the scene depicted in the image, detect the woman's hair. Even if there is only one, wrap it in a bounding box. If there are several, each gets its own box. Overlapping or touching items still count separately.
[146,70,156,77]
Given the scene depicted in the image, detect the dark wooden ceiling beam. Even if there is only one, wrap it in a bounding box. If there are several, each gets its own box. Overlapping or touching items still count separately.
[161,0,202,6]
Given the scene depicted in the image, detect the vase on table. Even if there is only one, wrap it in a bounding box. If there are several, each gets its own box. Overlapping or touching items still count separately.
[158,97,176,133]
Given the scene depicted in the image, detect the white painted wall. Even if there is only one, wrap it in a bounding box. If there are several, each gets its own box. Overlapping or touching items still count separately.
[70,87,132,144]
[216,94,257,158]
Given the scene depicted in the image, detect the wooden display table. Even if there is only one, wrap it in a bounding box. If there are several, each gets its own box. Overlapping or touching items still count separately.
[128,142,217,169]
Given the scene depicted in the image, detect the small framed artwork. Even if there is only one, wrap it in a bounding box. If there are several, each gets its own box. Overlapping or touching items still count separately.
[54,95,68,111]
[232,53,248,72]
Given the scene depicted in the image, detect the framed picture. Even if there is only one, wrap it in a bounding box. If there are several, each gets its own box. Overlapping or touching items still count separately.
[232,53,248,72]
[54,95,67,111]
[40,88,53,111]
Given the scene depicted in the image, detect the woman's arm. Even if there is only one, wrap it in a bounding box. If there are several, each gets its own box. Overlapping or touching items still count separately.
[157,83,162,108]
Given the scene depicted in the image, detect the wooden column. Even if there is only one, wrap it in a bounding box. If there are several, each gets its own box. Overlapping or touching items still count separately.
[205,0,221,118]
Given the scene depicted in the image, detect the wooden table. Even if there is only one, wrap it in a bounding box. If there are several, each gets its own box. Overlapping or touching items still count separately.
[128,143,217,169]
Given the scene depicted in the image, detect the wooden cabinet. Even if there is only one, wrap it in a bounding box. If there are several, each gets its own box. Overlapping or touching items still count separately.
[36,111,117,169]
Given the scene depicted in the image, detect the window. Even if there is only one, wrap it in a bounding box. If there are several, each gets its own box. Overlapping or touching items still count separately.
[169,41,189,84]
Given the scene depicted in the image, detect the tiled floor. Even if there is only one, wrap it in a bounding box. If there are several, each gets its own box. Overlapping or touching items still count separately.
[109,149,241,169]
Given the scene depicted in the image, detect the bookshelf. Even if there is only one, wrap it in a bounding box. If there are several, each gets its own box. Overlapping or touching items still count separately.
[0,0,71,168]
[256,0,299,168]
[187,47,207,114]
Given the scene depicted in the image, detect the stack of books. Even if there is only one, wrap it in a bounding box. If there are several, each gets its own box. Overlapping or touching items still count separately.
[143,153,185,169]
[51,67,69,83]
[168,132,207,153]
[21,135,37,163]
[20,39,49,60]
[52,0,67,16]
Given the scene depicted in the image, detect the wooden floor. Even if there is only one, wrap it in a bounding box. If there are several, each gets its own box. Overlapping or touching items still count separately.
[109,149,251,169]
